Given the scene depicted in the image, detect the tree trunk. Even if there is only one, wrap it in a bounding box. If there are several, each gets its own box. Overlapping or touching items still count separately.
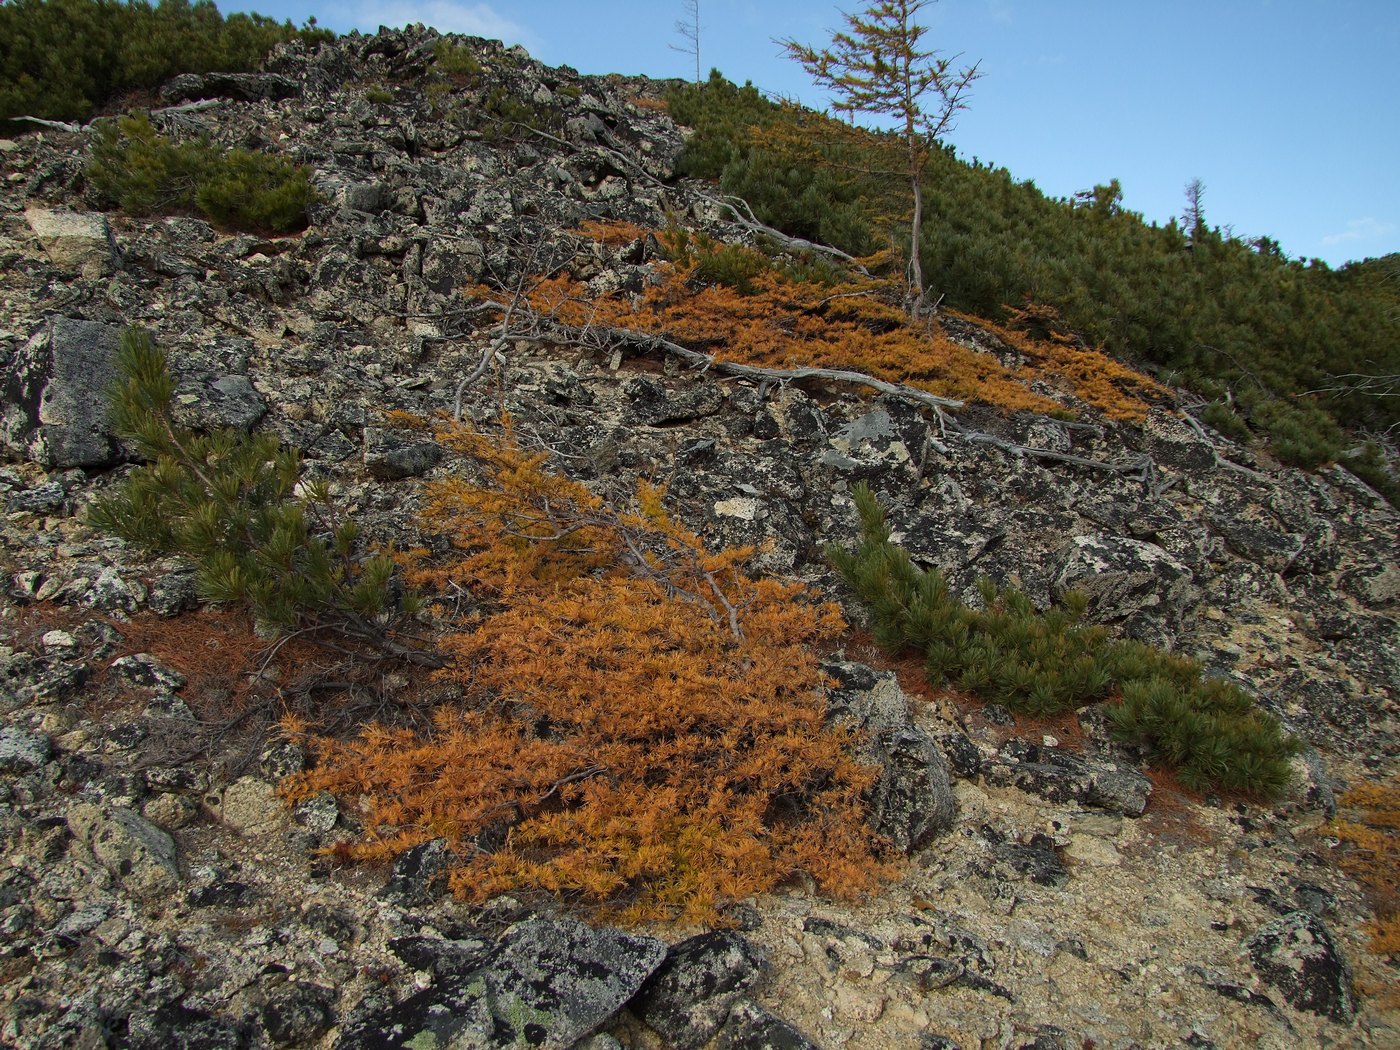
[908,164,925,316]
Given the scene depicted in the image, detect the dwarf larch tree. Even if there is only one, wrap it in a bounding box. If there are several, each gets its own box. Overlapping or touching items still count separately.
[284,419,889,925]
[780,0,981,316]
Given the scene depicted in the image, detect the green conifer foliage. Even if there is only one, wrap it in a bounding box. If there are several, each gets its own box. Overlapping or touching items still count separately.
[0,0,332,129]
[88,112,315,234]
[88,330,432,663]
[828,483,1300,796]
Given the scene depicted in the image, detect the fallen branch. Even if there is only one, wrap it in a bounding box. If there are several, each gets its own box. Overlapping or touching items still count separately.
[8,99,222,135]
[1179,408,1273,482]
[464,293,1170,482]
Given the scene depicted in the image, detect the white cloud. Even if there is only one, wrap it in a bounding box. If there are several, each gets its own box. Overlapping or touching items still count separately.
[347,1,535,49]
[1322,216,1397,246]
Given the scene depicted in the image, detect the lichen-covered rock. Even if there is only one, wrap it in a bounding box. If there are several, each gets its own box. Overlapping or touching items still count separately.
[0,722,51,773]
[1245,911,1356,1022]
[1053,532,1199,647]
[1,317,125,469]
[824,661,956,851]
[23,207,120,278]
[364,425,441,479]
[981,740,1152,817]
[341,914,667,1049]
[217,776,288,835]
[66,803,181,897]
[632,931,768,1049]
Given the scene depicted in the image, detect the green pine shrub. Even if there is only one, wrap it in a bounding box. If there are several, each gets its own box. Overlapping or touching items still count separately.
[87,330,431,663]
[87,112,315,233]
[0,0,332,129]
[432,38,482,83]
[658,224,773,294]
[194,146,316,233]
[828,483,1299,796]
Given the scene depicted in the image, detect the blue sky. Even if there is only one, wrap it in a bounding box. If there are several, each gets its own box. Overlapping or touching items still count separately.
[228,0,1398,267]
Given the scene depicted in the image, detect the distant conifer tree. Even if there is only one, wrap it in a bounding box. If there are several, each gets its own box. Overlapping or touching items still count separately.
[780,0,981,316]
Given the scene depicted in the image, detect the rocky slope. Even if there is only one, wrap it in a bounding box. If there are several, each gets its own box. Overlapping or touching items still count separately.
[0,25,1397,1050]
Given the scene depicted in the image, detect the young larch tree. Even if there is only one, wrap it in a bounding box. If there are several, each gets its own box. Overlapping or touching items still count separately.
[780,0,980,317]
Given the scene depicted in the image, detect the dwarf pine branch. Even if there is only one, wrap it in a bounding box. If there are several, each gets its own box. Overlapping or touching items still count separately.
[828,483,1299,797]
[88,329,437,666]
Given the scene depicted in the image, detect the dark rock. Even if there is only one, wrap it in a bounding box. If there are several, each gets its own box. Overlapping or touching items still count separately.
[623,376,725,426]
[261,981,334,1047]
[981,740,1151,816]
[364,426,441,480]
[715,998,821,1050]
[935,731,982,778]
[0,724,51,773]
[920,1038,963,1050]
[989,834,1069,888]
[1202,977,1283,1016]
[1245,911,1356,1022]
[1,318,125,469]
[160,71,301,104]
[127,1001,244,1050]
[387,933,494,980]
[341,914,666,1049]
[632,931,767,1049]
[1014,1024,1080,1050]
[380,838,451,906]
[186,879,254,908]
[823,661,956,851]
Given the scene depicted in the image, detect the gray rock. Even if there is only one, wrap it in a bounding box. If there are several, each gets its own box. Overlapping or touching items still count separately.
[0,723,51,773]
[23,207,120,278]
[981,740,1152,817]
[159,71,301,103]
[84,565,147,613]
[421,238,486,292]
[261,981,335,1046]
[176,373,267,432]
[218,776,288,835]
[67,802,181,897]
[1246,911,1356,1022]
[633,931,768,1049]
[715,999,820,1050]
[6,480,68,514]
[1053,532,1199,646]
[824,661,956,851]
[364,426,442,480]
[624,376,725,426]
[341,914,667,1049]
[148,572,200,617]
[1,317,125,469]
[110,653,186,690]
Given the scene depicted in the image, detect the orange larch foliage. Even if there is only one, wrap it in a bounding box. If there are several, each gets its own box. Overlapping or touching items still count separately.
[1329,777,1400,963]
[283,421,888,925]
[511,251,1167,422]
[571,218,649,247]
